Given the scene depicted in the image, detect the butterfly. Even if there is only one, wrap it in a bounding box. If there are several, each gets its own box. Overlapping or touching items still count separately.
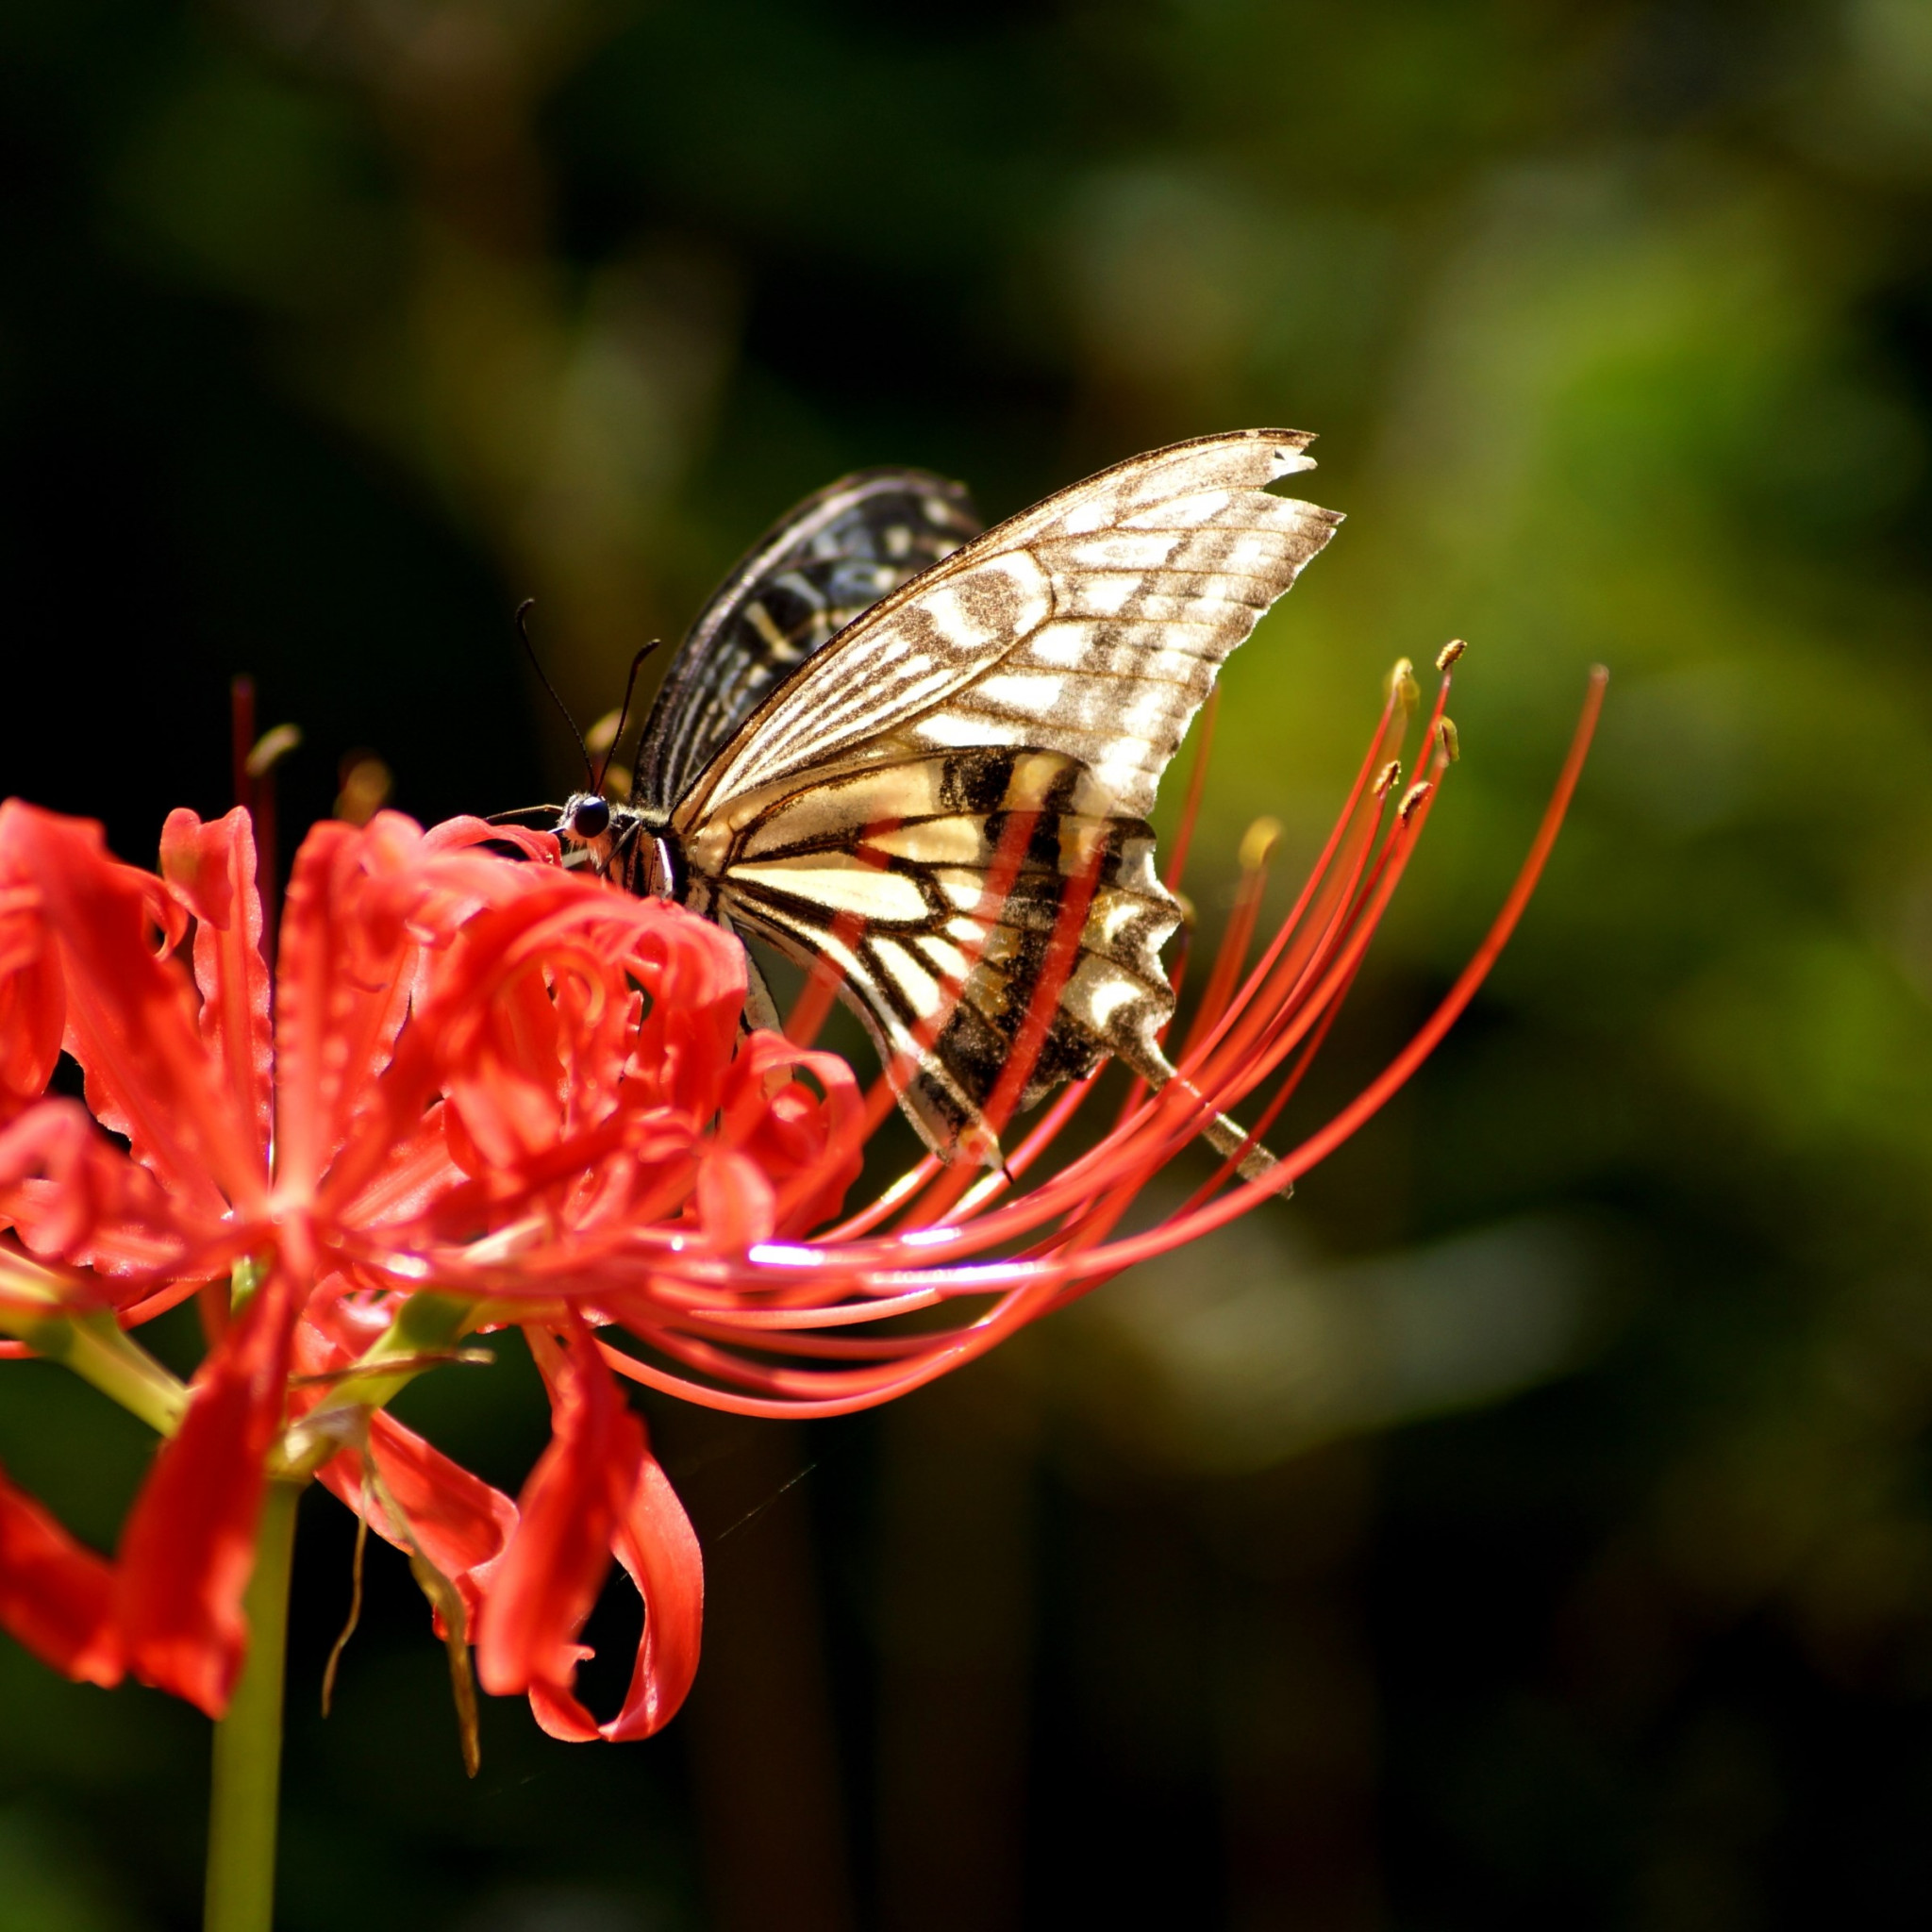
[557,431,1341,1175]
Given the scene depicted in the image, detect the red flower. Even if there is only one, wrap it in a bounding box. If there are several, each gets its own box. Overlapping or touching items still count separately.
[0,803,781,1733]
[0,655,1603,1745]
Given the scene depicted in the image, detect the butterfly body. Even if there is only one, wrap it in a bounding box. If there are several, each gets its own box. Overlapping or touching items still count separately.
[556,433,1341,1174]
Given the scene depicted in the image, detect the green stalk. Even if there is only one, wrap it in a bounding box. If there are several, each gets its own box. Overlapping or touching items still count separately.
[16,1309,188,1437]
[205,1478,303,1932]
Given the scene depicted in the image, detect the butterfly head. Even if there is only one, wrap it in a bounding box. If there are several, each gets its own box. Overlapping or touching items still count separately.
[556,791,683,901]
[560,791,612,847]
[557,791,632,884]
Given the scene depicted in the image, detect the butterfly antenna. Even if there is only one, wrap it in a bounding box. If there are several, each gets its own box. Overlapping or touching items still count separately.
[595,641,659,793]
[515,599,594,789]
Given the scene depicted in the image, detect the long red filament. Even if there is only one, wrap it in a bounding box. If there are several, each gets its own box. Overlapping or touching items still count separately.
[570,664,1607,1420]
[1161,685,1219,895]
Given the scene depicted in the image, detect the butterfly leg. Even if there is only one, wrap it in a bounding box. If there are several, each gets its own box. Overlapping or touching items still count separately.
[716,909,785,1036]
[741,954,783,1036]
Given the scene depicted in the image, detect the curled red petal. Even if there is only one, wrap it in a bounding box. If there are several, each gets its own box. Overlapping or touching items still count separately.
[625,904,746,1121]
[696,1148,775,1254]
[723,1034,864,1236]
[113,1268,297,1716]
[422,816,560,863]
[0,1462,123,1688]
[316,1409,518,1626]
[158,808,239,929]
[0,1099,203,1274]
[3,804,259,1218]
[589,1444,702,1741]
[443,943,571,1172]
[0,1102,127,1264]
[325,877,591,1209]
[474,1333,646,1733]
[0,957,62,1125]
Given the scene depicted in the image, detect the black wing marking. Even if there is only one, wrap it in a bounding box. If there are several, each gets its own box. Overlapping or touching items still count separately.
[633,468,981,814]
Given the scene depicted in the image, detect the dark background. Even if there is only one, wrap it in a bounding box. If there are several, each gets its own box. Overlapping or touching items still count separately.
[6,3,1932,1928]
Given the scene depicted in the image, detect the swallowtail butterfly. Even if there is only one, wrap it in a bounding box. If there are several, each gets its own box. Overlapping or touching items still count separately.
[557,432,1341,1173]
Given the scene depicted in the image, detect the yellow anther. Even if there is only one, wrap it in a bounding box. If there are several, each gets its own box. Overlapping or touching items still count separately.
[1435,638,1467,671]
[244,723,303,778]
[1398,780,1433,823]
[1438,717,1461,763]
[1387,658,1420,708]
[1238,815,1282,872]
[586,708,625,757]
[334,755,393,826]
[1374,759,1403,799]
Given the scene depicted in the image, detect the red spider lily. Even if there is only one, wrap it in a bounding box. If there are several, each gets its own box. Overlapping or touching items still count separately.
[0,801,840,1737]
[0,652,1603,1750]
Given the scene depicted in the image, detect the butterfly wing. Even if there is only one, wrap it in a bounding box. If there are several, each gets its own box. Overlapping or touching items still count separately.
[675,429,1342,1165]
[633,468,981,814]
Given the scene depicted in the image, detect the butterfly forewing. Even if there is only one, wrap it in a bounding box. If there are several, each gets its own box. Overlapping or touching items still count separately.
[634,469,982,814]
[675,430,1341,824]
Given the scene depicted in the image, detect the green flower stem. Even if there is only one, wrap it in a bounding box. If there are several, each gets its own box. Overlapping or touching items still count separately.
[10,1308,188,1437]
[343,1290,476,1410]
[205,1476,304,1932]
[273,1292,480,1479]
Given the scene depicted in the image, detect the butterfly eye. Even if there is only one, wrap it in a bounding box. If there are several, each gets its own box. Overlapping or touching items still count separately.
[572,796,611,840]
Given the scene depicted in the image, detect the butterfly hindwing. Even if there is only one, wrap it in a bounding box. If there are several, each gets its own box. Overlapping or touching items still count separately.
[682,749,1182,1158]
[634,469,982,814]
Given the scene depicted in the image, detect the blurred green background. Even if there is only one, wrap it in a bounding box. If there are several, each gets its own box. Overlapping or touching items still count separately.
[6,1,1932,1927]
